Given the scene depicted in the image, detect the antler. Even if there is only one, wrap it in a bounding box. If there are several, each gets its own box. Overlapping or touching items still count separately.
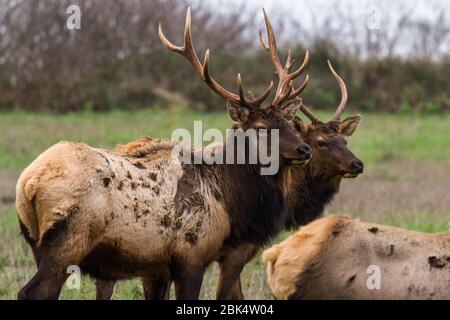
[299,60,348,123]
[299,103,321,124]
[159,7,273,109]
[328,60,348,121]
[259,9,309,106]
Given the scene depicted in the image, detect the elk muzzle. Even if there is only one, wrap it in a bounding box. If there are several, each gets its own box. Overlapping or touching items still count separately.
[344,158,364,178]
[283,142,312,164]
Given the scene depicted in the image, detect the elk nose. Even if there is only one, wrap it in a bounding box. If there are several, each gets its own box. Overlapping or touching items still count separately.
[351,159,364,173]
[297,145,312,160]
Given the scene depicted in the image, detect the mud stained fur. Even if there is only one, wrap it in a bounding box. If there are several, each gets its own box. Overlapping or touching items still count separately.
[171,163,230,263]
[368,227,379,234]
[428,256,449,269]
[103,178,111,187]
[16,137,233,283]
[264,215,450,300]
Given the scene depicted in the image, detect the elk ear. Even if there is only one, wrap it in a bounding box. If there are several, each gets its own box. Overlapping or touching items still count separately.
[339,114,362,137]
[292,116,307,135]
[281,99,301,121]
[227,100,249,124]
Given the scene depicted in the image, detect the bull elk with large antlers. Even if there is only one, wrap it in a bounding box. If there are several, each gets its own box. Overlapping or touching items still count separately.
[92,9,364,300]
[214,35,364,299]
[16,7,311,300]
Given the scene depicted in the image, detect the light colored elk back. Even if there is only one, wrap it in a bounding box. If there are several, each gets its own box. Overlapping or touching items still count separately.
[16,137,230,266]
[263,215,450,300]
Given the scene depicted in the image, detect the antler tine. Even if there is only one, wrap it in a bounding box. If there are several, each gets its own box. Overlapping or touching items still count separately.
[259,28,296,75]
[259,29,296,72]
[159,7,273,109]
[260,9,310,106]
[202,50,239,101]
[300,103,321,124]
[288,74,309,100]
[298,61,347,124]
[259,29,270,50]
[292,50,309,79]
[328,60,348,121]
[237,74,246,103]
[261,9,283,80]
[284,49,294,71]
[158,7,203,80]
[204,52,273,109]
[250,80,274,106]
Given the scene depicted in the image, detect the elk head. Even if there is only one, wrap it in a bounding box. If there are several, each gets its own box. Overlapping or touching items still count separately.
[159,8,311,165]
[292,61,364,179]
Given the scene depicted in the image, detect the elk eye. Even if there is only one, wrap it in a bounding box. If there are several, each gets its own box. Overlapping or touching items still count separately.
[317,140,327,147]
[344,140,348,145]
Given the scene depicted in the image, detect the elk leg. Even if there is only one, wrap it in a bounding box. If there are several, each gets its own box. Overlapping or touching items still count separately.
[216,257,246,300]
[19,221,41,268]
[230,278,244,300]
[173,264,205,300]
[143,277,171,300]
[163,281,171,300]
[216,244,259,300]
[18,256,68,300]
[95,280,116,300]
[19,214,95,300]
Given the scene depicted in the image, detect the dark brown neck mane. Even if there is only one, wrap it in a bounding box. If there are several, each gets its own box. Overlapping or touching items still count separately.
[205,136,291,247]
[285,164,342,230]
[214,163,290,247]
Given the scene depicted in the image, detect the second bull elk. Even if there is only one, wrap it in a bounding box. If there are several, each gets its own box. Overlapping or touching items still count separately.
[16,8,310,300]
[213,14,365,299]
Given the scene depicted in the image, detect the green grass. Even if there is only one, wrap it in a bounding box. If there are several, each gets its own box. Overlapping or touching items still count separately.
[353,112,450,163]
[0,107,227,170]
[1,108,450,170]
[0,108,449,299]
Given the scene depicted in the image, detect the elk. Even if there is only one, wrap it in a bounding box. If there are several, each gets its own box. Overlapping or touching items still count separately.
[16,7,311,300]
[263,215,450,300]
[213,17,364,299]
[94,9,364,300]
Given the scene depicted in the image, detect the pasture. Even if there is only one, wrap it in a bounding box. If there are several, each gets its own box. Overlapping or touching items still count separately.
[0,108,449,299]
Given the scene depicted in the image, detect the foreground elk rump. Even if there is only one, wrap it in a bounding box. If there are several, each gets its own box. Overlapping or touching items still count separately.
[263,215,450,300]
[15,8,311,300]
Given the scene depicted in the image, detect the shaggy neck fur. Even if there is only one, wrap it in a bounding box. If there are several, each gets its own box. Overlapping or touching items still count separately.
[285,164,342,230]
[215,163,290,247]
[203,139,291,247]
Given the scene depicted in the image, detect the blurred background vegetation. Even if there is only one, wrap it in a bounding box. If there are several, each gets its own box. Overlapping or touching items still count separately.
[0,0,449,113]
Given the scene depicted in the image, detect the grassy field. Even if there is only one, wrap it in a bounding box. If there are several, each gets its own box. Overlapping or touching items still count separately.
[0,108,449,299]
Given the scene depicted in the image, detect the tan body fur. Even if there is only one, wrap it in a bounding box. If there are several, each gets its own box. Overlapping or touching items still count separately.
[16,138,230,279]
[263,215,450,300]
